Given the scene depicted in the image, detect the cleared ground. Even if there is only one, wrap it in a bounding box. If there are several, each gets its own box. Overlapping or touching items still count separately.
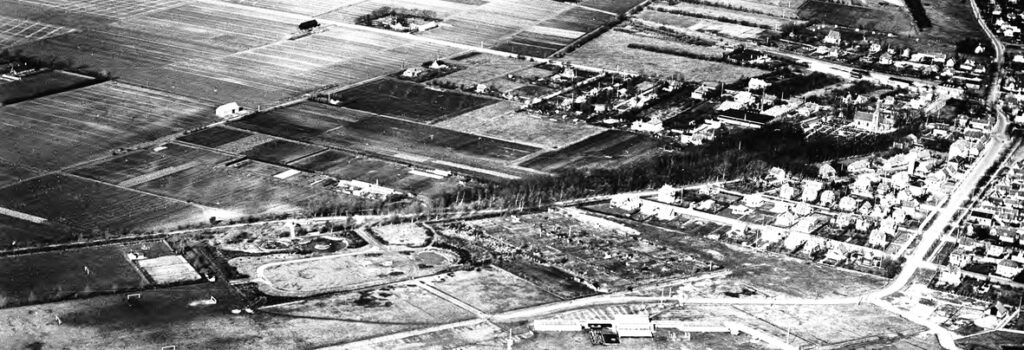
[435,101,607,149]
[564,29,766,82]
[426,266,560,313]
[0,82,215,171]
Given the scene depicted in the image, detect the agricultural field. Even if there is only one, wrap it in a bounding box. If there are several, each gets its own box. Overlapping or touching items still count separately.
[648,2,793,30]
[333,78,500,123]
[266,283,475,324]
[0,70,96,105]
[159,28,462,106]
[178,126,254,149]
[319,0,482,23]
[131,165,355,216]
[494,7,618,57]
[0,82,216,171]
[257,250,458,296]
[665,0,803,19]
[71,143,231,186]
[798,1,917,36]
[435,101,607,149]
[0,174,206,231]
[520,130,666,172]
[289,151,416,187]
[564,29,766,82]
[0,244,147,307]
[425,266,560,313]
[314,115,542,179]
[581,0,647,15]
[227,102,372,141]
[0,215,73,248]
[16,0,191,19]
[0,162,36,188]
[0,15,77,49]
[243,140,324,165]
[420,0,572,47]
[892,0,988,52]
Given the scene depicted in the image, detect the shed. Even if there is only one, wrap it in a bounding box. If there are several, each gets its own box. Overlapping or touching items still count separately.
[215,102,242,118]
[298,19,320,31]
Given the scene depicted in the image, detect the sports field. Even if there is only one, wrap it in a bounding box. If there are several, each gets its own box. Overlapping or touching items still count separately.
[0,82,215,171]
[0,244,146,306]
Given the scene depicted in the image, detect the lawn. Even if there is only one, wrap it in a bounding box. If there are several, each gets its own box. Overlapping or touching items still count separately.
[0,174,206,231]
[564,29,766,82]
[434,101,606,149]
[333,78,500,123]
[0,244,147,306]
[427,266,560,313]
[0,70,96,105]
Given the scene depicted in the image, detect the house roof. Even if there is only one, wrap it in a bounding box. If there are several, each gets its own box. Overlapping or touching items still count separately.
[854,110,874,122]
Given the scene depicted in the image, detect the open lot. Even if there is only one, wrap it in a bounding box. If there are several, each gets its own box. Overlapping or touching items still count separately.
[0,173,205,231]
[0,70,95,105]
[334,78,500,123]
[564,29,766,82]
[435,101,606,149]
[258,250,458,296]
[0,82,215,171]
[520,130,666,172]
[426,266,560,313]
[0,244,146,306]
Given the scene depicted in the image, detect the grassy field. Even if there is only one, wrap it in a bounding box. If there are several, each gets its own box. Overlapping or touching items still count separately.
[0,244,147,306]
[0,162,37,188]
[0,215,74,248]
[259,250,457,296]
[564,29,766,82]
[520,130,666,172]
[0,82,216,171]
[266,283,475,324]
[0,174,205,231]
[243,140,324,165]
[434,101,606,149]
[891,0,988,52]
[426,266,560,313]
[334,78,500,123]
[178,127,253,148]
[71,143,230,185]
[131,165,354,216]
[0,70,95,105]
[798,1,917,36]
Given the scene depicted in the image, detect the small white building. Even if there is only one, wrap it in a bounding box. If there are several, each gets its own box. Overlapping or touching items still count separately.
[215,102,243,118]
[995,259,1023,278]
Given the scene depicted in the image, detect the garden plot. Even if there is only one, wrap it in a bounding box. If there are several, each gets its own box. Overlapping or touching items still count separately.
[257,249,459,296]
[436,101,606,149]
[425,266,560,313]
[0,82,215,171]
